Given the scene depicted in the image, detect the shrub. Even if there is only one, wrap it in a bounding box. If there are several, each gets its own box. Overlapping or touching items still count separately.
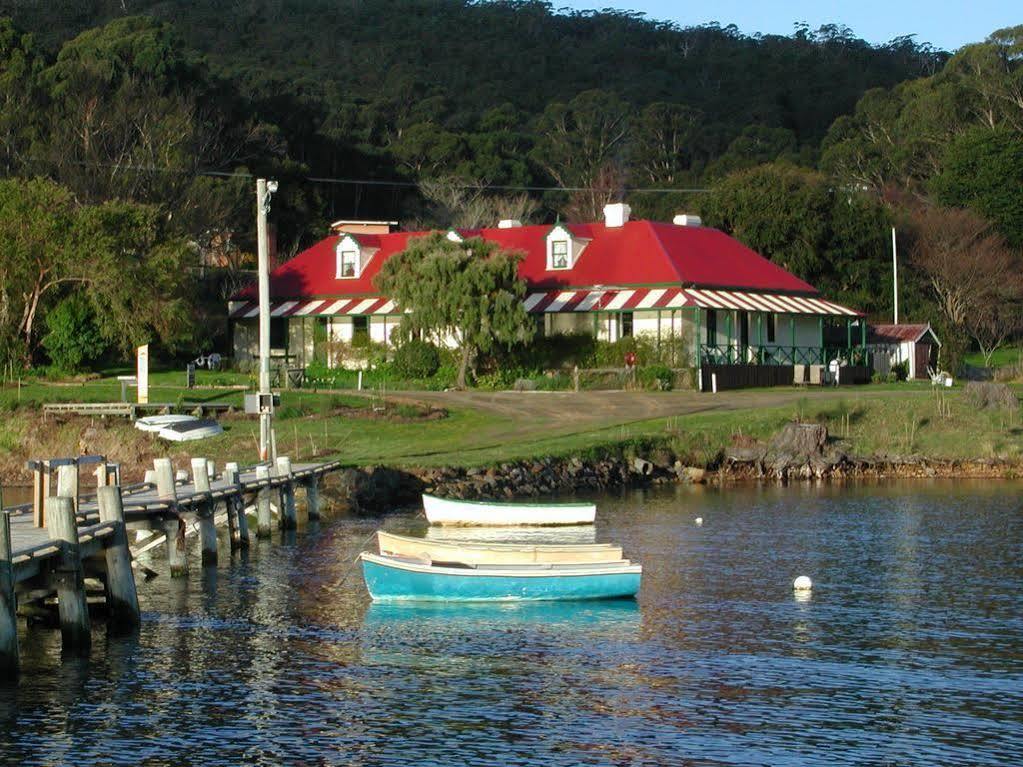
[891,360,909,381]
[392,339,441,379]
[42,294,107,373]
[965,381,1020,412]
[637,364,674,390]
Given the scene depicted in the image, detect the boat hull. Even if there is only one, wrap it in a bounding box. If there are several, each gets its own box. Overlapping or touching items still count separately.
[422,494,596,526]
[377,531,623,565]
[360,553,640,602]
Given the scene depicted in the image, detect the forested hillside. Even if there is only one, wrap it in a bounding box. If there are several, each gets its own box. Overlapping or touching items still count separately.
[0,0,1019,372]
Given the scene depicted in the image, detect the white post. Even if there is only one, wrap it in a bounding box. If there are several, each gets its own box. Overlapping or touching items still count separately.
[357,370,363,391]
[257,178,275,462]
[892,226,899,325]
[711,373,717,394]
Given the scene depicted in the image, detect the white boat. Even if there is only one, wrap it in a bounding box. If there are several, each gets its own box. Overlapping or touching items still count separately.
[422,493,596,526]
[377,531,623,565]
[158,418,224,442]
[134,414,199,433]
[425,525,598,545]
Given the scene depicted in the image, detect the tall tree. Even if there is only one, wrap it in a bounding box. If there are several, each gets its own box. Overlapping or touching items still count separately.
[375,233,530,388]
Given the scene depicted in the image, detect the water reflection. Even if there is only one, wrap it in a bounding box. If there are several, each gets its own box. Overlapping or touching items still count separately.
[0,480,1021,766]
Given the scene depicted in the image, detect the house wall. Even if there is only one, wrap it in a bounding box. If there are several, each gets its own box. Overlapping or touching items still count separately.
[370,315,401,345]
[232,321,258,367]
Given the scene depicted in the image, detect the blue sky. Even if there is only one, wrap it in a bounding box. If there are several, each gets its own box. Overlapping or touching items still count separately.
[554,1,1018,50]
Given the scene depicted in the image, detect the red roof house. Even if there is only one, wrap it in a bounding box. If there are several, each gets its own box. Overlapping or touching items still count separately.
[229,204,866,383]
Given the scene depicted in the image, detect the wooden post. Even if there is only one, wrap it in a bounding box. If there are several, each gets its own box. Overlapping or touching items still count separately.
[306,476,321,521]
[276,456,297,530]
[0,512,18,674]
[256,464,272,539]
[224,462,249,550]
[96,486,140,629]
[32,462,47,527]
[154,459,176,500]
[163,517,187,577]
[191,458,217,567]
[56,463,79,513]
[46,496,91,651]
[94,462,109,489]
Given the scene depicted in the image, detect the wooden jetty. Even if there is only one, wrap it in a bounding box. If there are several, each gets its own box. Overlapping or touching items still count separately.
[42,401,238,419]
[1,453,341,674]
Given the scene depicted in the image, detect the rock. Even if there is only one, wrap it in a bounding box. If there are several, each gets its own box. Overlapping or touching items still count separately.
[770,422,828,455]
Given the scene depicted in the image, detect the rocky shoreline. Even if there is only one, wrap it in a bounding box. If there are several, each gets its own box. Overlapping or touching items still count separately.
[330,422,1020,514]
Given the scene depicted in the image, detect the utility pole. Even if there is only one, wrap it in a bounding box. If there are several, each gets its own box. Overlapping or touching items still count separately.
[256,178,278,462]
[891,226,899,325]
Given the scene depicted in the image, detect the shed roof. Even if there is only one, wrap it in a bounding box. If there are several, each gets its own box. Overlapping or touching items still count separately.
[868,323,941,345]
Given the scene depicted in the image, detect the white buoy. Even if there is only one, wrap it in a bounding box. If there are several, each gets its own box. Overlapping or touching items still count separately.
[694,517,703,526]
[793,575,813,591]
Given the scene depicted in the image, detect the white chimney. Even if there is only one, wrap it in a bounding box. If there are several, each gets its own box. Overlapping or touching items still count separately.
[673,214,702,227]
[603,203,631,228]
[497,219,522,229]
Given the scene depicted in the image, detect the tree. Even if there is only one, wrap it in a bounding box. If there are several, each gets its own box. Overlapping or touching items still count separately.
[375,233,530,389]
[42,292,107,373]
[0,177,195,365]
[698,163,892,312]
[905,205,1023,369]
[930,127,1023,247]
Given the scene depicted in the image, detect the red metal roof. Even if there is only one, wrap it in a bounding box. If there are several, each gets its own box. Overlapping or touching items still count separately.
[868,324,939,344]
[236,220,822,301]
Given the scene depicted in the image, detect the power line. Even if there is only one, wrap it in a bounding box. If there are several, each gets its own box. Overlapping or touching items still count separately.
[38,158,711,194]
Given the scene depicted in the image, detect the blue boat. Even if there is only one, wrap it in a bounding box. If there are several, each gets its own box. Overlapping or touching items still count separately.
[360,552,641,602]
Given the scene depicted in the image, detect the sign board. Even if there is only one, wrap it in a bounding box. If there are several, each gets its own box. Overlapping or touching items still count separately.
[137,345,149,404]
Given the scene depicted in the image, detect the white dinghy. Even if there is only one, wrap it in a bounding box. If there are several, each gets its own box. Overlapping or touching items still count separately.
[135,414,199,433]
[377,531,622,565]
[422,493,596,527]
[157,418,224,442]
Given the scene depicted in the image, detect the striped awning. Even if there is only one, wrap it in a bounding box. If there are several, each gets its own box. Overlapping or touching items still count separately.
[523,287,692,313]
[230,287,861,320]
[229,297,396,319]
[684,289,861,317]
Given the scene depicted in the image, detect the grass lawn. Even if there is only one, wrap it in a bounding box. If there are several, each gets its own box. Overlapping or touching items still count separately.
[1,371,1021,483]
[964,345,1023,370]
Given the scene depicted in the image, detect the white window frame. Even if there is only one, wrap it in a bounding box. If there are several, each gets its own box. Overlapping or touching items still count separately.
[550,240,570,270]
[337,247,359,279]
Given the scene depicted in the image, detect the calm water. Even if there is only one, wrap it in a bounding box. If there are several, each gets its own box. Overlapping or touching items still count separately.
[2,482,1022,766]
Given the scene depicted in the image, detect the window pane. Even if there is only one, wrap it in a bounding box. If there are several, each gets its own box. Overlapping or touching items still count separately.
[551,241,569,269]
[340,250,358,277]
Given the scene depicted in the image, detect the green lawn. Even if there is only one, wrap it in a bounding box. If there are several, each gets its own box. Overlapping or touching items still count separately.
[1,371,1021,483]
[964,346,1023,370]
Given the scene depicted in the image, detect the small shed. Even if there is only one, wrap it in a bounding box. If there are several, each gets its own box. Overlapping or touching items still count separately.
[868,323,942,380]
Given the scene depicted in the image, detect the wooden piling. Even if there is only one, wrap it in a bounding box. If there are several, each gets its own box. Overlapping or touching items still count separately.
[276,456,297,530]
[46,496,91,651]
[256,464,272,539]
[306,477,321,521]
[191,458,218,567]
[154,459,176,500]
[56,464,79,513]
[163,517,187,577]
[0,512,19,674]
[224,462,249,550]
[96,486,141,629]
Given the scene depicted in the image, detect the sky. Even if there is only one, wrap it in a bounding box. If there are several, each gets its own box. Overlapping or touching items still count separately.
[554,0,1019,51]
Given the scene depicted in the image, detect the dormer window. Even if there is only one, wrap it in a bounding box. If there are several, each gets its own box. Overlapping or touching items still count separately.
[338,249,358,278]
[546,223,588,271]
[551,240,570,270]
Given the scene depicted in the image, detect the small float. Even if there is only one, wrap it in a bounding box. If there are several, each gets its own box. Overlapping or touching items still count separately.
[422,493,596,527]
[376,531,623,565]
[359,552,641,602]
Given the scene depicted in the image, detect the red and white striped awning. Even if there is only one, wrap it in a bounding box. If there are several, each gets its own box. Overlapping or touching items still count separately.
[684,288,861,317]
[229,297,397,319]
[523,287,693,313]
[230,287,861,320]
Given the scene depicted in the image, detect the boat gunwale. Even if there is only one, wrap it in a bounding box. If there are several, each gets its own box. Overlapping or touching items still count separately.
[423,493,596,510]
[360,552,642,578]
[376,531,617,552]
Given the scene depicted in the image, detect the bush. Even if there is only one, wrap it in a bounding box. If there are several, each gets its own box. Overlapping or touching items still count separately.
[42,294,107,373]
[637,364,674,390]
[891,360,909,381]
[965,381,1020,412]
[392,339,441,379]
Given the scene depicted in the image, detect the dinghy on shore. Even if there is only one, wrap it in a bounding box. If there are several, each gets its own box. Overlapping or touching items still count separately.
[423,493,596,526]
[157,418,224,442]
[377,531,623,565]
[360,552,641,602]
[134,414,198,433]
